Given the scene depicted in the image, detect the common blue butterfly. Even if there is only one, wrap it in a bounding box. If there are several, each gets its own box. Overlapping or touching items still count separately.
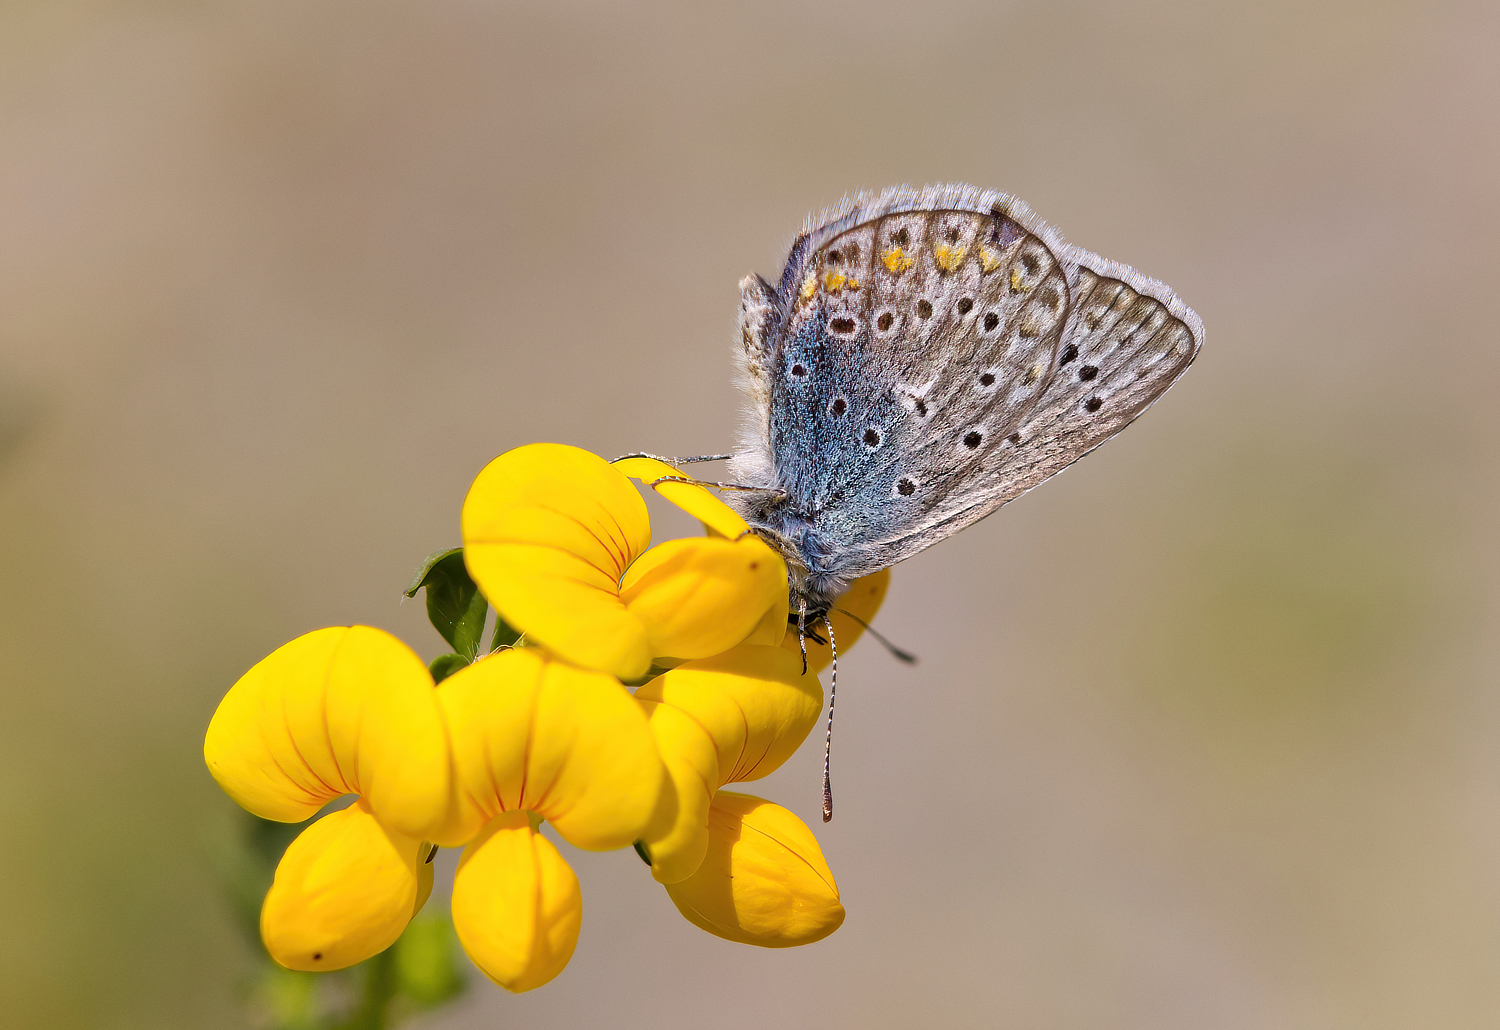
[720,184,1203,614]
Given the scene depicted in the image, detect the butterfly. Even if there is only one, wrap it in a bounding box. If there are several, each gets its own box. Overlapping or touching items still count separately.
[625,185,1202,819]
[715,183,1203,616]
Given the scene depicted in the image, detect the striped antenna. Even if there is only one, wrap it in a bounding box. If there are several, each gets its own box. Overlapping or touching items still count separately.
[821,613,838,822]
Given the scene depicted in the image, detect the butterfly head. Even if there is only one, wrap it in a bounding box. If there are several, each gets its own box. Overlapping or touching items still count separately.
[735,512,851,617]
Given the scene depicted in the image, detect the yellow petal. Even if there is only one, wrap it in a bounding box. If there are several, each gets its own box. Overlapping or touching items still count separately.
[781,568,891,673]
[634,646,820,883]
[462,443,654,679]
[740,592,790,647]
[636,698,717,884]
[203,626,450,838]
[619,537,786,661]
[664,792,844,948]
[636,645,821,788]
[611,456,751,538]
[261,799,429,972]
[436,648,664,849]
[451,811,581,993]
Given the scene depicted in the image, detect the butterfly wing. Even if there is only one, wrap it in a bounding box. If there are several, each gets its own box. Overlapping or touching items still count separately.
[729,185,1074,518]
[833,244,1202,578]
[728,183,1202,592]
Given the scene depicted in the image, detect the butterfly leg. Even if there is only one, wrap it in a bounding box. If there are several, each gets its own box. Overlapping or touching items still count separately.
[796,594,809,676]
[646,475,789,501]
[612,451,734,465]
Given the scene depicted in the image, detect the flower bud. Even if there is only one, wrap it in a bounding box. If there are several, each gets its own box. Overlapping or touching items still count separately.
[664,792,844,947]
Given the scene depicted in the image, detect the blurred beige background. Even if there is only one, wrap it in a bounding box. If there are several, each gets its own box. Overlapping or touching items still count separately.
[3,1,1498,1027]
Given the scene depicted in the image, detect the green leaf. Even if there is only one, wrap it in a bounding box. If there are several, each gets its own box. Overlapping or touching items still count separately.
[405,548,488,660]
[427,653,468,685]
[393,912,467,1008]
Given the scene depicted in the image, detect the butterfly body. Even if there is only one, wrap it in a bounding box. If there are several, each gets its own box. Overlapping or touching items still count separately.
[726,184,1203,611]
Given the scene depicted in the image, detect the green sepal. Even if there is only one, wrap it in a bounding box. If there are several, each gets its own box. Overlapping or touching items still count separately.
[405,548,488,661]
[632,840,652,866]
[427,653,469,684]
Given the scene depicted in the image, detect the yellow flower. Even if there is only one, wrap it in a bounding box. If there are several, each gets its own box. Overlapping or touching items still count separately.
[203,626,450,971]
[634,644,822,883]
[460,444,787,680]
[664,792,845,948]
[207,628,668,990]
[437,647,664,991]
[205,443,885,987]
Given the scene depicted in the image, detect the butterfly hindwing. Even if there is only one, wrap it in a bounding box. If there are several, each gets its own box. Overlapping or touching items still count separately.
[834,248,1203,577]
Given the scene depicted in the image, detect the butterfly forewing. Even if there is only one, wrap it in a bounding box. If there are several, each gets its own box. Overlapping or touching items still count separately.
[762,201,1072,537]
